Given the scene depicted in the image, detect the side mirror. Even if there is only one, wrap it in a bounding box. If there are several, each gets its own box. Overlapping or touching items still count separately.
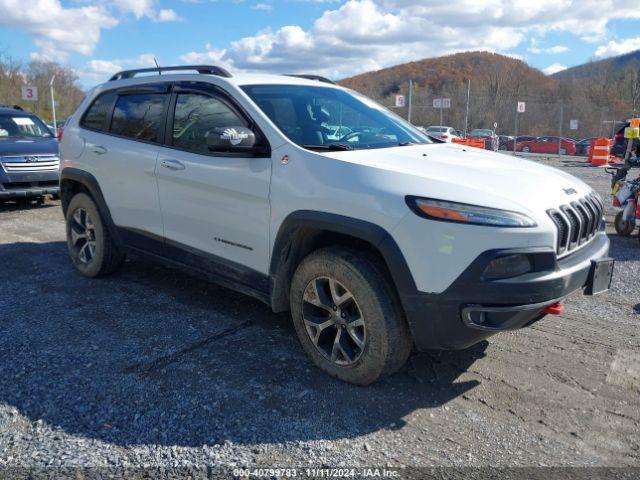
[206,126,257,152]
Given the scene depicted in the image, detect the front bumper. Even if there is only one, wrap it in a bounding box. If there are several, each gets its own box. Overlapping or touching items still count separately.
[401,232,611,350]
[0,170,59,199]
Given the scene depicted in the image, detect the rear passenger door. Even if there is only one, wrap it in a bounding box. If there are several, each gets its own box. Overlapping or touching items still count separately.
[80,84,169,250]
[155,82,272,276]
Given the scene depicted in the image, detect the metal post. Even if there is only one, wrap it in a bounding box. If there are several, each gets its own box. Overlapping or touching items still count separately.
[558,101,564,156]
[439,102,443,128]
[49,75,57,135]
[408,79,413,124]
[464,79,470,137]
[513,112,518,154]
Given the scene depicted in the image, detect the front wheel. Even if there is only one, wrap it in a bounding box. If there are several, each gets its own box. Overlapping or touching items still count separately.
[290,247,412,385]
[615,210,636,236]
[522,146,531,153]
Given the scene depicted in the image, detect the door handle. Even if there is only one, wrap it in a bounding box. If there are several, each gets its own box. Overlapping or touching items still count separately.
[160,159,186,171]
[92,145,108,155]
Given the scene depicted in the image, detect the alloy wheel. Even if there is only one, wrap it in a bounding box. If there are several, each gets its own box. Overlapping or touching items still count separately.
[70,208,97,264]
[301,276,366,366]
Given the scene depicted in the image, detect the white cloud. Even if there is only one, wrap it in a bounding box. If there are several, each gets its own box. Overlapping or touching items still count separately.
[112,0,181,22]
[528,39,569,54]
[112,0,155,18]
[0,0,118,61]
[252,3,273,10]
[82,53,159,81]
[595,37,640,58]
[182,0,640,79]
[543,63,567,75]
[154,9,181,22]
[0,0,181,62]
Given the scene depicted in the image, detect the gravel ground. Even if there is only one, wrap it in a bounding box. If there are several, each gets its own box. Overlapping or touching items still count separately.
[0,155,638,477]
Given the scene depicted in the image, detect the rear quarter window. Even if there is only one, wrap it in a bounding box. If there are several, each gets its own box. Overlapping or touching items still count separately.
[80,92,117,131]
[109,93,167,143]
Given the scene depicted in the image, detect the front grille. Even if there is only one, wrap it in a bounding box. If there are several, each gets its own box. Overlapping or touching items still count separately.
[547,193,604,256]
[1,155,59,172]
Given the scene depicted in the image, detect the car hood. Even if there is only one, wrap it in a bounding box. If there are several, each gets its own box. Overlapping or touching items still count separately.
[322,143,594,215]
[0,137,58,157]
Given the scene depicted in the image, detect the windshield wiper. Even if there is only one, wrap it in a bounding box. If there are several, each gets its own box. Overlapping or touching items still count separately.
[301,143,353,151]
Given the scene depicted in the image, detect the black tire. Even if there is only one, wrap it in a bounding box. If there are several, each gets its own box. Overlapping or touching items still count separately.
[522,146,531,153]
[559,148,567,155]
[614,210,636,236]
[290,247,412,385]
[65,193,124,277]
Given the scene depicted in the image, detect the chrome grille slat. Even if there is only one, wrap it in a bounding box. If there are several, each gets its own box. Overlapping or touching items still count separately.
[1,155,59,173]
[548,193,602,257]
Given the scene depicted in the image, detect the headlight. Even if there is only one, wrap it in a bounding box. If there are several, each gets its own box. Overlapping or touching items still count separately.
[406,196,537,227]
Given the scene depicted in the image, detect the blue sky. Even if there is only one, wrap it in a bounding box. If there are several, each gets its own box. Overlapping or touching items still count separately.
[1,0,640,87]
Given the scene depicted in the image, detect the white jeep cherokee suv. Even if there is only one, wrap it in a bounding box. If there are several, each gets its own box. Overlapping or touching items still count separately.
[59,65,613,385]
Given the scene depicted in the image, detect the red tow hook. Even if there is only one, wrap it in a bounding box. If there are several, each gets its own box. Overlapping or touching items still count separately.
[544,302,564,315]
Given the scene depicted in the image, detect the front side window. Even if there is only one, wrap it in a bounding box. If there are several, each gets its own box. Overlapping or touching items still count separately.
[0,114,52,139]
[171,93,249,154]
[80,92,116,132]
[242,84,430,151]
[110,93,167,143]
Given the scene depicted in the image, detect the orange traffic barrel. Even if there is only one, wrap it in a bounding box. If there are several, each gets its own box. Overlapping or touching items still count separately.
[589,138,611,166]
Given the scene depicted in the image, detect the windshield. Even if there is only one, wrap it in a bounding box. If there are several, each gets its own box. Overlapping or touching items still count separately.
[241,84,431,151]
[0,114,52,139]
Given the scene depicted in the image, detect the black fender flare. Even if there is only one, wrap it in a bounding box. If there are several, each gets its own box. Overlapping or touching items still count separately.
[269,210,417,313]
[59,167,121,245]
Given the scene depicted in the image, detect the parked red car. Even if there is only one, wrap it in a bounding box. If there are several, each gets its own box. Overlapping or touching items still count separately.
[516,136,577,155]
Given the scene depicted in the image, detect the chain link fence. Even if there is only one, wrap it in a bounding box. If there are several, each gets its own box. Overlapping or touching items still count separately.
[378,83,629,148]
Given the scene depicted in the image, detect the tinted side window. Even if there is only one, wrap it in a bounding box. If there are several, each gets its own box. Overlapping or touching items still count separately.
[80,92,116,131]
[110,93,167,143]
[172,93,249,155]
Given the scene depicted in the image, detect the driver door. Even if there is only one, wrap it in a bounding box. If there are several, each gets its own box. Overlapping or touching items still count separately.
[155,83,272,275]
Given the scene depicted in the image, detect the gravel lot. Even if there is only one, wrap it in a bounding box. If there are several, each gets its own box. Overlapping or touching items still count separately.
[0,155,638,476]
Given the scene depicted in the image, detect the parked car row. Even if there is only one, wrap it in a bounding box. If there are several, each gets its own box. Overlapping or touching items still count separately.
[497,135,600,156]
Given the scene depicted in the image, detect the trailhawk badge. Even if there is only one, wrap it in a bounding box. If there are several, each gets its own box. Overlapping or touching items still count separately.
[220,128,250,146]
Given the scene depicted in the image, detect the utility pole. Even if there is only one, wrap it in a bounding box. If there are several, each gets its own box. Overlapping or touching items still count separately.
[439,99,443,127]
[464,79,470,137]
[513,112,518,153]
[49,75,57,135]
[408,79,413,124]
[558,101,564,156]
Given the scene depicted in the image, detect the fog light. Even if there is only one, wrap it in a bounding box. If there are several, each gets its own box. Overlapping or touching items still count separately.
[483,254,533,280]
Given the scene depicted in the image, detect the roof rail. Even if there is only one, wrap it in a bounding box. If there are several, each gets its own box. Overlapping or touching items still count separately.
[0,104,24,111]
[284,74,336,85]
[108,65,232,81]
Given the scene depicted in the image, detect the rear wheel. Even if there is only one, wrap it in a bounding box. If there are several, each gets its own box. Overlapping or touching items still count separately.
[290,247,412,385]
[559,148,567,155]
[615,210,636,236]
[65,193,124,277]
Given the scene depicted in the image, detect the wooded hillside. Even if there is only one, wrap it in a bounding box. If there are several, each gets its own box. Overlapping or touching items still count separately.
[0,54,84,124]
[339,51,640,139]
